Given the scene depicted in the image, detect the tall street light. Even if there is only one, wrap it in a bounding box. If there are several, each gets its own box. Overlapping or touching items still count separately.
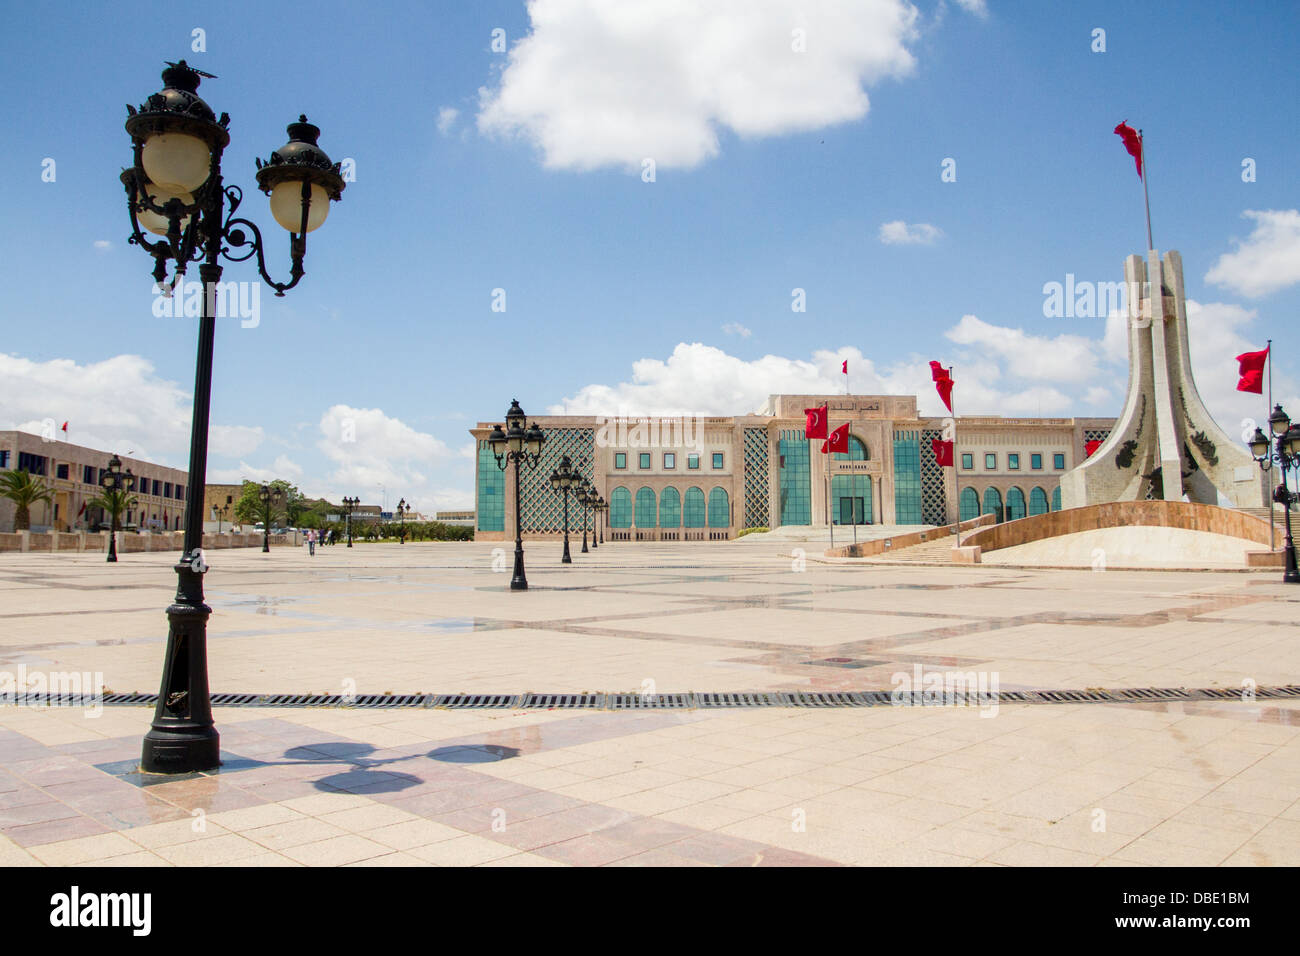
[595,495,607,545]
[396,497,411,544]
[488,400,545,590]
[1250,404,1300,584]
[549,454,578,564]
[100,454,136,564]
[258,483,282,553]
[341,496,357,547]
[574,478,592,553]
[122,59,347,773]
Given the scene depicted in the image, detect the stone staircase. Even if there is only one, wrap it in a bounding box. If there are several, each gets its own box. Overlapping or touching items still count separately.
[1240,507,1289,541]
[862,535,960,564]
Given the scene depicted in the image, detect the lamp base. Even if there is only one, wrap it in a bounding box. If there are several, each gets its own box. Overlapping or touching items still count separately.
[141,725,220,773]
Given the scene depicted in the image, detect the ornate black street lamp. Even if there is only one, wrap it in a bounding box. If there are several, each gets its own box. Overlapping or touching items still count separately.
[595,495,607,544]
[1250,404,1300,584]
[100,454,136,564]
[122,59,348,774]
[574,479,592,553]
[258,483,282,553]
[549,454,579,564]
[488,400,546,590]
[341,495,357,547]
[396,497,411,544]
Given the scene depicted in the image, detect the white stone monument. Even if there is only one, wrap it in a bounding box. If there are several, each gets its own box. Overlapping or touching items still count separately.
[1061,250,1267,508]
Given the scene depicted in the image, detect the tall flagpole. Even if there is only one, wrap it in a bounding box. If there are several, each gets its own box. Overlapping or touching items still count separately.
[826,423,834,550]
[950,365,962,546]
[1139,130,1154,251]
[1268,339,1275,552]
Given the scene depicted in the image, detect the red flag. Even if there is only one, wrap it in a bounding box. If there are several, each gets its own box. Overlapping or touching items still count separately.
[1085,439,1103,458]
[822,422,849,454]
[804,404,828,439]
[929,360,954,412]
[931,438,953,467]
[1235,346,1269,394]
[841,360,848,375]
[1114,122,1143,179]
[61,421,68,432]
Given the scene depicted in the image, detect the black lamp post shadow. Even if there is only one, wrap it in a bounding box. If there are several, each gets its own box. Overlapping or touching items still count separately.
[100,454,136,563]
[549,454,578,564]
[1250,405,1300,584]
[488,400,546,590]
[122,60,347,773]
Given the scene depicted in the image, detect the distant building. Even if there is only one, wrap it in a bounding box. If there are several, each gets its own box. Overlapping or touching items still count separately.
[469,395,1115,540]
[435,510,475,527]
[0,431,189,533]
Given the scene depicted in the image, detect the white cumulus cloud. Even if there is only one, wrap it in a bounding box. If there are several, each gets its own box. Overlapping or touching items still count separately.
[477,0,920,171]
[1205,209,1300,297]
[879,220,943,245]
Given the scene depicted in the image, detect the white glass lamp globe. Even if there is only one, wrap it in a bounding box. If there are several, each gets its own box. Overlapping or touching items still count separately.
[269,181,330,233]
[141,132,211,193]
[138,184,194,236]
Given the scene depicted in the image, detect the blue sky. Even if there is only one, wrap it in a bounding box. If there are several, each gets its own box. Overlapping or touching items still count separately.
[2,0,1297,511]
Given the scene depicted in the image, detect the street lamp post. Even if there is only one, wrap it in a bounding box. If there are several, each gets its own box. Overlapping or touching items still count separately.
[575,481,592,553]
[488,400,546,590]
[100,454,136,563]
[396,497,410,544]
[123,60,347,773]
[549,454,578,564]
[342,496,357,547]
[258,483,281,553]
[595,496,606,544]
[1250,404,1300,584]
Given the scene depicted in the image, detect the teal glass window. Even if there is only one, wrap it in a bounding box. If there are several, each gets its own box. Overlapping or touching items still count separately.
[1053,453,1066,469]
[1051,487,1062,511]
[712,453,724,469]
[687,454,700,469]
[983,487,1003,519]
[708,487,729,527]
[659,487,681,527]
[1029,487,1049,516]
[778,430,811,525]
[635,487,656,527]
[1006,487,1026,520]
[1008,453,1020,470]
[1031,453,1043,469]
[609,487,632,528]
[984,453,997,470]
[614,453,626,469]
[664,453,675,469]
[833,436,868,461]
[639,453,651,469]
[961,453,973,470]
[831,474,872,524]
[476,442,504,532]
[959,487,980,521]
[683,487,706,527]
[892,433,922,525]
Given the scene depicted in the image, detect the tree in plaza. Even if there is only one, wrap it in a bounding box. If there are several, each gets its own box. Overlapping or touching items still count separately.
[0,469,55,531]
[232,479,300,527]
[87,487,139,532]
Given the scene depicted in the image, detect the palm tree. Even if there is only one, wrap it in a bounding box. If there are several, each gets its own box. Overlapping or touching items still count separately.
[0,469,55,531]
[87,488,138,531]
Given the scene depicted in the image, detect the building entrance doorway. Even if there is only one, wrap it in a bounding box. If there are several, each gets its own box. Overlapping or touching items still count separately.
[837,496,867,525]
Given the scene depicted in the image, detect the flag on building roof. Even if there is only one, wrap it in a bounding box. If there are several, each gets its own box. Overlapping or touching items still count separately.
[804,404,828,439]
[929,360,954,413]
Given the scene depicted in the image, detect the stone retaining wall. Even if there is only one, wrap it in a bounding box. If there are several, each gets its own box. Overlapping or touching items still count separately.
[0,530,289,553]
[825,513,995,558]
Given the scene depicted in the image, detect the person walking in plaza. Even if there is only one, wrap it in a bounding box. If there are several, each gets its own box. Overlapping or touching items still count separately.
[307,528,316,556]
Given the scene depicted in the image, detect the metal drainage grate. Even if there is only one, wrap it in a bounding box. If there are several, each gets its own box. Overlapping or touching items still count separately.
[1260,685,1300,698]
[433,694,519,709]
[786,692,869,708]
[520,693,604,710]
[1033,690,1117,703]
[102,693,158,705]
[607,693,694,709]
[1113,687,1193,701]
[697,692,784,708]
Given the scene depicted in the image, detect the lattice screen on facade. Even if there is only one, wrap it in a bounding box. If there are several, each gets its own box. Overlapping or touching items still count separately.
[518,428,595,533]
[1083,428,1111,445]
[919,428,948,526]
[743,427,770,529]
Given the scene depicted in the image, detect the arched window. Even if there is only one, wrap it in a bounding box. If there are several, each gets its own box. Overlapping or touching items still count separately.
[683,487,706,528]
[833,436,869,461]
[609,487,632,528]
[634,487,656,528]
[1051,487,1062,512]
[708,487,730,528]
[1006,487,1026,521]
[659,487,681,527]
[1029,487,1049,516]
[982,487,1003,521]
[959,487,980,521]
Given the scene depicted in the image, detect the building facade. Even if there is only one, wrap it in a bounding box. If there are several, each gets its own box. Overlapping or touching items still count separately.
[0,431,190,533]
[469,396,1115,540]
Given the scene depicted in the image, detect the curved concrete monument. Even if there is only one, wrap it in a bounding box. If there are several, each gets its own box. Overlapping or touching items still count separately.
[1061,250,1267,508]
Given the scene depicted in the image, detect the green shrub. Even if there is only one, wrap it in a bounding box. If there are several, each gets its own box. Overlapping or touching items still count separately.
[736,527,769,538]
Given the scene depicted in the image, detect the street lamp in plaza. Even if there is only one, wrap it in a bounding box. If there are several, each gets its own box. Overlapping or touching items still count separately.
[258,483,281,553]
[100,454,136,564]
[1249,404,1300,584]
[122,60,347,773]
[574,478,592,553]
[549,454,579,564]
[396,497,411,544]
[341,496,357,547]
[595,495,607,544]
[488,400,546,590]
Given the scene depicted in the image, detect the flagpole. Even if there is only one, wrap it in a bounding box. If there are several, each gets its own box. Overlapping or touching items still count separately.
[1268,339,1275,552]
[1139,130,1153,251]
[826,425,834,550]
[950,366,962,547]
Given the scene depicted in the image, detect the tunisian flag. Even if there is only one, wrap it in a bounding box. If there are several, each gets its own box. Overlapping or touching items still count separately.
[1085,439,1103,458]
[931,438,954,467]
[929,360,954,412]
[1114,122,1143,179]
[804,404,828,439]
[822,422,849,454]
[1235,346,1269,394]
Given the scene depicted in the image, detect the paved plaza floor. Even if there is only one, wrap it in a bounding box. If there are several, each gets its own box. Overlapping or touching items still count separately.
[1,539,1298,867]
